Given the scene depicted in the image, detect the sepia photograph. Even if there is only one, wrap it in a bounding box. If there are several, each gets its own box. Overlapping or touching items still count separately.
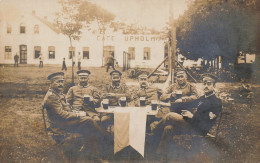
[0,0,259,162]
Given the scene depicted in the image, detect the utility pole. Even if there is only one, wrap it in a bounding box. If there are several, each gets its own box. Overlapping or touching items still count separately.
[102,11,105,66]
[169,0,176,84]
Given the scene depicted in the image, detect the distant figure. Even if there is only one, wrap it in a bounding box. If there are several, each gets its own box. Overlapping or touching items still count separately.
[114,58,119,68]
[62,58,67,71]
[77,52,81,70]
[106,52,115,72]
[39,54,43,68]
[14,53,19,67]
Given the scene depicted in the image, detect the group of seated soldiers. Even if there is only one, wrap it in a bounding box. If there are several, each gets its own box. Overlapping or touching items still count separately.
[43,69,222,161]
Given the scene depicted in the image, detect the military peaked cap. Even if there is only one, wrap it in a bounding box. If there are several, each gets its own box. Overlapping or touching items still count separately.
[110,70,122,76]
[138,71,149,78]
[202,73,218,82]
[176,70,186,76]
[47,72,64,80]
[77,70,91,76]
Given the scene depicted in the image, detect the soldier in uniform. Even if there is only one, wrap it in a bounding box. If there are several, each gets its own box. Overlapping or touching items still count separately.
[133,72,160,106]
[159,71,199,114]
[153,73,222,159]
[160,71,199,103]
[102,70,132,106]
[43,72,108,160]
[66,70,110,124]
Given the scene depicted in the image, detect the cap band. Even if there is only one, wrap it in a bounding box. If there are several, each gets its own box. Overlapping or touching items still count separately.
[203,77,215,82]
[78,73,89,76]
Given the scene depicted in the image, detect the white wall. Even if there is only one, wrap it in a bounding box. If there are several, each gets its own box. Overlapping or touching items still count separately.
[0,13,165,68]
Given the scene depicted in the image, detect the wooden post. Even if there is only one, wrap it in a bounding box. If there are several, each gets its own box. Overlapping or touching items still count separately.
[148,56,169,78]
[169,1,176,84]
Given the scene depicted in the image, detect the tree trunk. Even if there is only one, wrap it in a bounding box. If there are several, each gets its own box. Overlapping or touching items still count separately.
[69,37,74,84]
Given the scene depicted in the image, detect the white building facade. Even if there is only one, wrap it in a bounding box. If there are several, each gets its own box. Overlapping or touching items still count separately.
[0,12,166,68]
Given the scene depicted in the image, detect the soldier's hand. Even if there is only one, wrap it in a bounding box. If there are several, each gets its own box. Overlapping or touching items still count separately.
[171,92,176,98]
[107,93,116,97]
[181,110,193,118]
[209,112,216,120]
[175,98,183,103]
[89,96,94,102]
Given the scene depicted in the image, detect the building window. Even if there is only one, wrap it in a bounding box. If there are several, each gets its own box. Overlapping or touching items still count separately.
[83,47,89,59]
[48,46,55,59]
[7,24,12,34]
[143,47,151,60]
[20,23,26,33]
[5,46,12,59]
[34,46,41,59]
[69,47,75,59]
[128,47,135,60]
[34,25,39,34]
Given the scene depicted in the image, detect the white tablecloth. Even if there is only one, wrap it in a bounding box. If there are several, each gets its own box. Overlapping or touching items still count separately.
[114,107,148,157]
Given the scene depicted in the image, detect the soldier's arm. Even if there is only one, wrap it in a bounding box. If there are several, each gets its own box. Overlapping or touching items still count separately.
[115,84,132,102]
[91,87,101,107]
[132,88,140,106]
[160,85,173,102]
[182,84,199,102]
[45,93,78,121]
[66,87,74,105]
[149,87,160,101]
[101,84,110,99]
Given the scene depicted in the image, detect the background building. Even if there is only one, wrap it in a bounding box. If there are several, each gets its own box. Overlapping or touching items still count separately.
[0,11,166,68]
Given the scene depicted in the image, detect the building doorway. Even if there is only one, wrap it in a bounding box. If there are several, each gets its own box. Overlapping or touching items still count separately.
[103,46,115,66]
[20,45,27,64]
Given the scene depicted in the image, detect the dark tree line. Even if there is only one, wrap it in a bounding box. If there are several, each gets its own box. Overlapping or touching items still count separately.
[175,0,259,69]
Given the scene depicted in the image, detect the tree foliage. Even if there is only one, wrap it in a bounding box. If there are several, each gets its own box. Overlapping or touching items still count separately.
[176,0,259,62]
[55,0,83,42]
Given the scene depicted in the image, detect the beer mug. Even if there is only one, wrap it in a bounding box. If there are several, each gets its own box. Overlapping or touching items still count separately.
[176,90,182,99]
[140,97,146,106]
[119,97,127,107]
[102,99,109,110]
[151,100,157,110]
[84,94,90,104]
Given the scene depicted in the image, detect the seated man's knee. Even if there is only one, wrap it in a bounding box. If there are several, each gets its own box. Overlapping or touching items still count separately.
[163,125,173,135]
[101,115,112,123]
[164,125,174,133]
[165,112,183,123]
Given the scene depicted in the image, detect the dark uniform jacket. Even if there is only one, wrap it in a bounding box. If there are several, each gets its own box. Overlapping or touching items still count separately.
[102,83,131,106]
[43,88,84,130]
[189,93,222,135]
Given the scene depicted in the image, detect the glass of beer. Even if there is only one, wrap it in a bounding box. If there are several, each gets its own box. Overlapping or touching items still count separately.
[120,97,127,107]
[84,94,90,104]
[140,97,146,106]
[151,100,157,110]
[176,90,182,99]
[103,99,109,110]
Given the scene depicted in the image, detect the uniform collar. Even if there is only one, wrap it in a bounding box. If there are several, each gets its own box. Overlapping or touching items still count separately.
[176,83,188,89]
[204,92,215,98]
[49,88,63,96]
[78,84,89,88]
[111,84,121,89]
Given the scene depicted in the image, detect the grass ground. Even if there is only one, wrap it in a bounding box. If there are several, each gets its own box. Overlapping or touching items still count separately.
[0,65,259,162]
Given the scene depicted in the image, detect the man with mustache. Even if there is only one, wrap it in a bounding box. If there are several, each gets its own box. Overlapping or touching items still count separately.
[43,72,108,161]
[66,70,106,123]
[102,70,131,106]
[160,71,199,104]
[152,73,222,160]
[133,72,160,106]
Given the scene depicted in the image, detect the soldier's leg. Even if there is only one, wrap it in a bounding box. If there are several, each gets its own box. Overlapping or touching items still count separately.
[106,63,110,72]
[157,125,174,154]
